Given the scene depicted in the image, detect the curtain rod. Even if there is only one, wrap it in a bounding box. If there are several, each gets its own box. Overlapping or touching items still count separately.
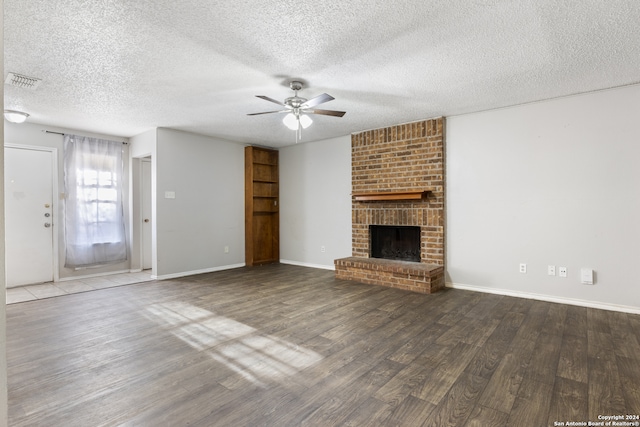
[43,130,128,144]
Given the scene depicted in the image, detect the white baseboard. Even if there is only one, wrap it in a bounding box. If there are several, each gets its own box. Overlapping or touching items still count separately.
[446,282,640,315]
[280,259,335,271]
[154,263,246,281]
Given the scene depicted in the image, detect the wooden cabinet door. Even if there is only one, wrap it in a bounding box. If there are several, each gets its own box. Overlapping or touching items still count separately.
[245,146,279,266]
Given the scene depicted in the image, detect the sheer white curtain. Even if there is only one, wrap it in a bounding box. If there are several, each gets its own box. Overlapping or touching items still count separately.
[63,135,127,268]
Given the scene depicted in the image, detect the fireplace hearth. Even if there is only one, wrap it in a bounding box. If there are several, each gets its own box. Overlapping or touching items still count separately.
[370,225,420,262]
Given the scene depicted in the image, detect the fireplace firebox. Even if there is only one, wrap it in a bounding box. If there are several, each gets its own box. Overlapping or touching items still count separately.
[370,225,421,263]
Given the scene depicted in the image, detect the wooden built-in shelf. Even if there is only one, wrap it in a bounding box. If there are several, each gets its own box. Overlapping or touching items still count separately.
[245,146,279,266]
[352,190,431,202]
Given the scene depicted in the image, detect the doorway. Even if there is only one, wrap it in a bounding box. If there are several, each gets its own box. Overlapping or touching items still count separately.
[141,158,152,270]
[4,145,58,288]
[131,155,154,275]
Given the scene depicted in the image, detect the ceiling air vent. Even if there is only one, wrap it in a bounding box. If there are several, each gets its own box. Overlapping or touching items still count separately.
[5,72,42,90]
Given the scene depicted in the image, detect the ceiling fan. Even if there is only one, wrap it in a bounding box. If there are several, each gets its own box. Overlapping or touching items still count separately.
[248,81,346,142]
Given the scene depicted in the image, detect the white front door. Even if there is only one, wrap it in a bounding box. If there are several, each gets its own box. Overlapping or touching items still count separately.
[5,146,55,287]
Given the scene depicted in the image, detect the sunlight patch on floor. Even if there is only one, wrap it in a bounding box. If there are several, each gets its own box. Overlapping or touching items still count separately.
[144,301,322,387]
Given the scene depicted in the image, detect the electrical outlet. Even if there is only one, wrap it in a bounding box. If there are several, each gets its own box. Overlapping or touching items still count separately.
[321,246,326,253]
[519,263,527,273]
[548,265,556,276]
[559,267,567,278]
[224,246,229,254]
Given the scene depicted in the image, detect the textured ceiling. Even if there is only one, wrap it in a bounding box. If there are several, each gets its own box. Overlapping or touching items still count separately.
[5,0,640,148]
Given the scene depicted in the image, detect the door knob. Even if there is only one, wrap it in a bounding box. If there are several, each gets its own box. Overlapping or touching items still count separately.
[44,223,51,228]
[44,213,51,217]
[144,219,150,223]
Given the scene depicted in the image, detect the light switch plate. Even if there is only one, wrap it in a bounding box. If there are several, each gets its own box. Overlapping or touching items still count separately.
[164,191,176,199]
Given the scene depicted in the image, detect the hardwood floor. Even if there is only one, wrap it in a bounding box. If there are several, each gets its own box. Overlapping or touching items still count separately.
[6,264,640,426]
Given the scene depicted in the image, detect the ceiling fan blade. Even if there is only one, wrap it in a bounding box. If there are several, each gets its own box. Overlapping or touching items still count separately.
[247,110,286,116]
[256,95,287,106]
[301,93,334,109]
[305,108,346,117]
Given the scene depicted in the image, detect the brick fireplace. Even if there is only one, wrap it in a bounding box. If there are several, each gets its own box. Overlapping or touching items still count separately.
[334,117,445,293]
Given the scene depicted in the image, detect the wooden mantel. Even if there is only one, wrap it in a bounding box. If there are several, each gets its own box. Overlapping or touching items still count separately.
[352,190,431,202]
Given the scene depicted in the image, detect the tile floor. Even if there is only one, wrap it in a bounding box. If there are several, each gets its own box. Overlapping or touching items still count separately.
[6,271,154,304]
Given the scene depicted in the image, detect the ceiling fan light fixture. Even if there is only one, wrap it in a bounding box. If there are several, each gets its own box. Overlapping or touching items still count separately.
[283,112,313,131]
[283,113,299,130]
[299,114,312,129]
[4,110,29,123]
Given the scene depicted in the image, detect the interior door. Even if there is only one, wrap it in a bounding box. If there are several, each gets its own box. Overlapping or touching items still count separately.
[4,146,55,287]
[141,158,152,270]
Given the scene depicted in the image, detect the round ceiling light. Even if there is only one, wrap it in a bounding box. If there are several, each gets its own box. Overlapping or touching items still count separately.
[4,110,30,124]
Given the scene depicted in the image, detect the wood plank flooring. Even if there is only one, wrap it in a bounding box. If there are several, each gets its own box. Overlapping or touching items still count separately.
[6,264,640,426]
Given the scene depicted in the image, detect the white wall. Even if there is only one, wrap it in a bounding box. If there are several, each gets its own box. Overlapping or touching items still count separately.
[130,128,156,158]
[280,135,352,269]
[154,128,244,278]
[0,5,8,419]
[446,84,640,312]
[4,122,131,280]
